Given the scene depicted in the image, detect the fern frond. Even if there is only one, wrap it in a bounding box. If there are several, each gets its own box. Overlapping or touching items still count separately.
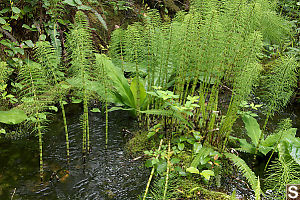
[0,62,11,84]
[224,152,262,198]
[148,174,178,200]
[43,0,64,21]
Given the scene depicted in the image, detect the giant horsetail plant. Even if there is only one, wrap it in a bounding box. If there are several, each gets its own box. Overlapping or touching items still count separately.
[66,11,94,155]
[94,54,110,145]
[255,56,298,156]
[18,60,52,182]
[34,40,71,164]
[109,0,293,149]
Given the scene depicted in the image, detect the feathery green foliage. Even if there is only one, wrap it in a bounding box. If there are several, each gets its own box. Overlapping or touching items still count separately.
[18,61,52,182]
[0,62,10,84]
[265,158,300,199]
[109,0,293,150]
[34,41,63,84]
[147,175,178,200]
[34,40,71,163]
[66,11,94,154]
[224,153,262,199]
[0,62,14,107]
[260,56,298,114]
[254,56,298,155]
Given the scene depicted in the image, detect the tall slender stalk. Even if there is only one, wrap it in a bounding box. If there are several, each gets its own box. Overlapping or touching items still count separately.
[34,40,70,164]
[28,64,44,182]
[163,139,171,200]
[19,61,50,183]
[66,11,94,154]
[37,118,44,182]
[143,139,163,200]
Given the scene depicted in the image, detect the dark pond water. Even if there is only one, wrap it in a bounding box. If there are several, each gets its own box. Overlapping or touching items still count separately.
[0,104,149,200]
[0,100,299,200]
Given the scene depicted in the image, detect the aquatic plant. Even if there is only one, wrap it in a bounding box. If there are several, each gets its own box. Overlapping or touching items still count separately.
[0,61,17,106]
[0,109,27,125]
[255,56,298,155]
[109,0,294,152]
[66,11,94,154]
[34,39,71,164]
[94,54,110,145]
[230,115,297,156]
[18,60,51,182]
[94,54,148,117]
[143,139,163,200]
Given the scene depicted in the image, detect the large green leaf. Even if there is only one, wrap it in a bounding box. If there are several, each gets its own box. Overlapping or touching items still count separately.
[258,146,273,156]
[190,147,213,168]
[0,109,27,125]
[284,134,300,165]
[62,0,77,6]
[95,54,135,109]
[0,17,6,24]
[200,170,214,180]
[91,9,107,31]
[186,167,199,174]
[236,138,256,154]
[289,141,300,166]
[130,77,147,109]
[242,115,261,146]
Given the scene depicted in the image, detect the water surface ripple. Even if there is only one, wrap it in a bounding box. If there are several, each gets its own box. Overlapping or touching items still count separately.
[0,104,148,200]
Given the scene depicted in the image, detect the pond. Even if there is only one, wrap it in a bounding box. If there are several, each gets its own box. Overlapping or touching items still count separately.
[1,101,299,200]
[0,104,149,200]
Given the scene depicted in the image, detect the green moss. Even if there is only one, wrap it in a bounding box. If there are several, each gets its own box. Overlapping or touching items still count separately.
[175,177,231,200]
[125,130,156,157]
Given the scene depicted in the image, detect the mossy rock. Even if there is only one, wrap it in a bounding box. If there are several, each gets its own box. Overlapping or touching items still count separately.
[125,130,156,157]
[175,177,231,200]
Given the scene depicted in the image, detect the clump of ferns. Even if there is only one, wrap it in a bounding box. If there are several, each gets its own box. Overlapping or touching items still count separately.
[264,157,300,199]
[18,60,53,182]
[66,11,95,154]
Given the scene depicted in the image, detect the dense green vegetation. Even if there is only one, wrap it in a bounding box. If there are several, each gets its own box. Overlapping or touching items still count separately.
[0,0,299,199]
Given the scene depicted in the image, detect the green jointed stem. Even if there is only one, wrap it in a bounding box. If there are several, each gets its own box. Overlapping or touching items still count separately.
[37,120,44,182]
[105,99,108,145]
[60,101,70,163]
[86,109,90,152]
[83,90,89,153]
[143,139,163,200]
[163,140,171,200]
